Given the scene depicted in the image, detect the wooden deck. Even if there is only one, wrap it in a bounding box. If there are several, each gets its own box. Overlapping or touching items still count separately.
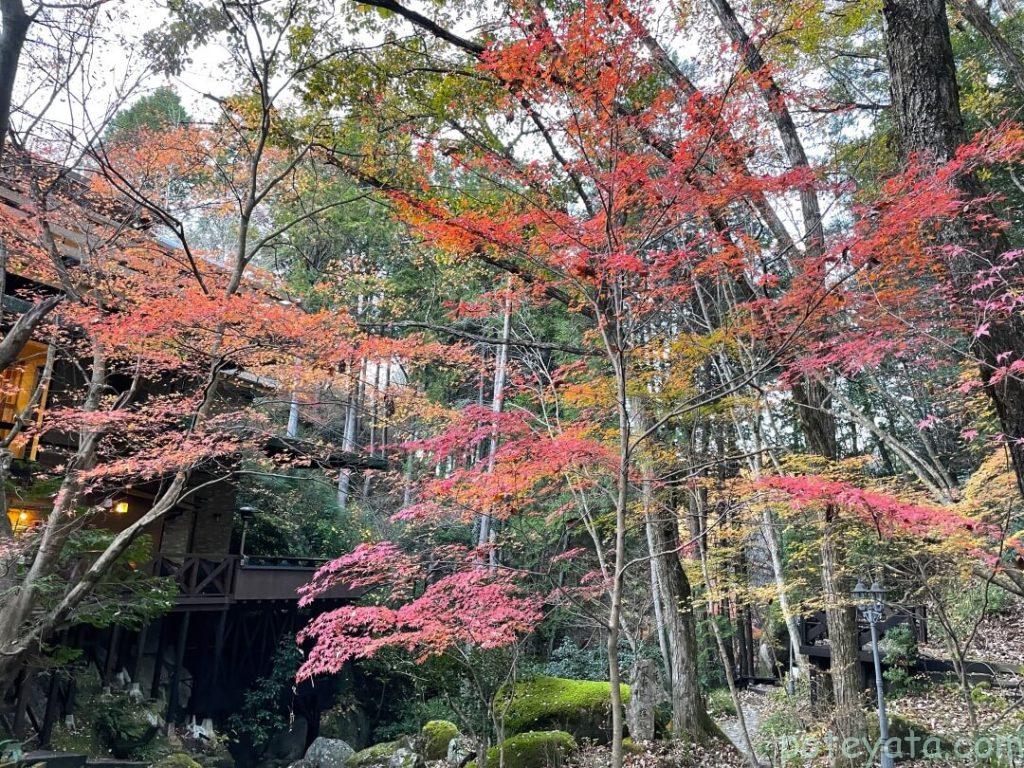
[153,552,359,609]
[797,605,928,661]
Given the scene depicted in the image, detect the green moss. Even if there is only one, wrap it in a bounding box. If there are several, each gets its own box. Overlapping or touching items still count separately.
[420,720,459,760]
[621,737,643,755]
[502,677,629,742]
[153,754,203,768]
[48,722,105,757]
[706,688,737,717]
[346,740,399,767]
[482,731,577,768]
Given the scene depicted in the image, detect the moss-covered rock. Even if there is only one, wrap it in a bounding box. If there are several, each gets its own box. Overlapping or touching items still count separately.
[420,720,459,760]
[153,754,203,768]
[866,713,953,762]
[502,677,629,743]
[482,731,577,768]
[345,740,399,767]
[621,737,644,755]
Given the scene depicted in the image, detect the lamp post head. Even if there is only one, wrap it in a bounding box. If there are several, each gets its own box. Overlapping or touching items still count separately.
[238,505,256,522]
[853,580,868,600]
[853,578,885,623]
[870,581,886,603]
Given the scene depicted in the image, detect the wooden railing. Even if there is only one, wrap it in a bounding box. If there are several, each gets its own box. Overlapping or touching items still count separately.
[153,554,237,602]
[152,553,355,605]
[241,554,325,569]
[798,605,928,651]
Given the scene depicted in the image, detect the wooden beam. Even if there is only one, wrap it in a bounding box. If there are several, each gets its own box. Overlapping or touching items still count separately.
[166,613,191,723]
[39,671,59,747]
[150,619,167,700]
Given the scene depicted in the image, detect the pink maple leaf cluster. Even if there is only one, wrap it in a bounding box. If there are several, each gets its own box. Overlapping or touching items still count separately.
[295,543,542,680]
[760,475,995,541]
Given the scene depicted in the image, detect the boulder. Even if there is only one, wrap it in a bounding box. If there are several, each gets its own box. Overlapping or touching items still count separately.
[320,703,372,750]
[481,731,577,768]
[266,716,309,763]
[387,747,425,768]
[305,736,356,768]
[501,677,629,743]
[445,736,474,767]
[625,660,659,742]
[288,761,314,768]
[346,740,400,767]
[419,720,459,761]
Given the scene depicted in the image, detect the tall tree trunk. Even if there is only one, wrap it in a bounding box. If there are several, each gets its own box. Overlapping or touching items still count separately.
[631,397,714,742]
[705,0,867,754]
[337,360,362,512]
[0,0,29,167]
[883,0,1024,500]
[793,382,867,767]
[648,513,718,741]
[478,289,511,568]
[644,506,673,691]
[606,343,629,768]
[696,525,758,765]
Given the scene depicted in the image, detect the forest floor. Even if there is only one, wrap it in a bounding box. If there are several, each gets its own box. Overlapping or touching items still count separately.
[566,740,747,768]
[737,678,1024,767]
[718,686,768,759]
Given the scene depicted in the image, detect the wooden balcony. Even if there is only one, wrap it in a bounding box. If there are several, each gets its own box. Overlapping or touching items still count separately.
[153,552,358,610]
[798,605,928,661]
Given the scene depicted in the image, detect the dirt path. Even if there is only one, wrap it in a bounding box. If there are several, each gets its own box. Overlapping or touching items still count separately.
[717,686,771,765]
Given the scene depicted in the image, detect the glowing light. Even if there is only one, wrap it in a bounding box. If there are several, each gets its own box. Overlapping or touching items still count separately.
[114,501,129,515]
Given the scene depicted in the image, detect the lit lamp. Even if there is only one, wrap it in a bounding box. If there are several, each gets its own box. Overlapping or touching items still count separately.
[113,500,129,515]
[854,580,894,768]
[11,510,29,533]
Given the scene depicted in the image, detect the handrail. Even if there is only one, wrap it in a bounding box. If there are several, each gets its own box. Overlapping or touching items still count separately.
[152,552,341,603]
[152,553,238,598]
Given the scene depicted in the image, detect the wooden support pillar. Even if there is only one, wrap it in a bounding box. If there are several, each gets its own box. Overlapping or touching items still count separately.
[12,670,32,740]
[102,625,122,686]
[131,623,149,685]
[62,671,77,725]
[151,618,167,700]
[40,671,60,747]
[166,613,191,723]
[209,610,228,694]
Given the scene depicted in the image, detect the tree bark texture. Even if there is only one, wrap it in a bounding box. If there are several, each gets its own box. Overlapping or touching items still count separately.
[883,0,1024,500]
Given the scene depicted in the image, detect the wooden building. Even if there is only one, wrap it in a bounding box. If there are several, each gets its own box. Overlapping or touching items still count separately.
[0,158,384,748]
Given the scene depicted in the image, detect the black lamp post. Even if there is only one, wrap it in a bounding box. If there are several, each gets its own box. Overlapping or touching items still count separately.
[238,505,256,561]
[854,580,894,768]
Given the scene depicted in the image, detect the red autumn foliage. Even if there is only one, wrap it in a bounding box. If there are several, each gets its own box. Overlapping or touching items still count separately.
[296,545,542,679]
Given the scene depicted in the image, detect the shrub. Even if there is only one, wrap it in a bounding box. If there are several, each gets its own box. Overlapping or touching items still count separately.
[543,638,634,681]
[705,688,737,718]
[756,686,808,765]
[93,692,160,759]
[881,625,921,697]
[228,640,302,756]
[373,696,458,743]
[420,720,459,760]
[502,677,629,743]
[482,731,577,768]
